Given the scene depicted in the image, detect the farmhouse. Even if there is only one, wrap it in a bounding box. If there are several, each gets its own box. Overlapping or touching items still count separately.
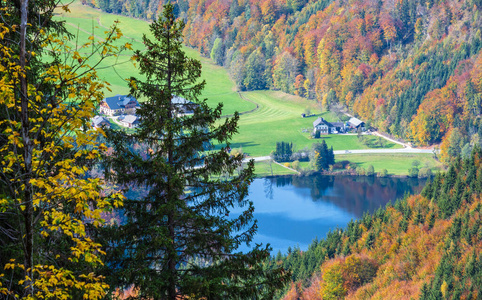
[172,95,197,116]
[313,117,346,134]
[118,115,139,128]
[347,117,366,131]
[100,95,139,116]
[92,116,110,129]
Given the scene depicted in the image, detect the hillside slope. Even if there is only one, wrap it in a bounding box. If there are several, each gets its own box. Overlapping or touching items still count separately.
[263,148,482,299]
[86,0,482,160]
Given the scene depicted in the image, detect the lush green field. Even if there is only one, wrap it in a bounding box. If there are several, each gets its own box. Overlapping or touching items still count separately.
[283,153,443,176]
[335,153,444,176]
[253,161,298,177]
[58,1,255,116]
[226,91,402,157]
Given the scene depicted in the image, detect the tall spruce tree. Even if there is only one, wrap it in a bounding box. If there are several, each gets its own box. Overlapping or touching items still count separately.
[100,4,288,299]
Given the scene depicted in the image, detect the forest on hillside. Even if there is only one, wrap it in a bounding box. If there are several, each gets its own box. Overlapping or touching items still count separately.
[264,148,482,299]
[85,0,482,163]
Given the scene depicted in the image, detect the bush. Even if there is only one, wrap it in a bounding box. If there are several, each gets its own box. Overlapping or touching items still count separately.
[230,147,244,158]
[347,162,358,170]
[408,167,419,178]
[292,160,300,170]
[366,165,375,176]
[356,167,366,176]
[418,167,432,178]
[378,169,388,177]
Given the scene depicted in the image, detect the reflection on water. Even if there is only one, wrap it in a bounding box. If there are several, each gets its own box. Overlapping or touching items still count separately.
[234,175,426,254]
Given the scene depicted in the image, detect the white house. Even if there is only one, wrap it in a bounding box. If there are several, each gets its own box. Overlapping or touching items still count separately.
[172,95,198,116]
[100,95,139,116]
[118,115,139,128]
[313,117,346,134]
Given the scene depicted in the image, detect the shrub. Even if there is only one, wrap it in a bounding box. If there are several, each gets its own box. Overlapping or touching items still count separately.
[290,148,310,162]
[230,147,244,157]
[418,167,432,178]
[379,169,388,177]
[408,167,419,178]
[356,167,366,176]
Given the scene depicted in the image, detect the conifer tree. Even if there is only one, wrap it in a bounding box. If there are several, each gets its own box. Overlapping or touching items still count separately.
[100,4,288,299]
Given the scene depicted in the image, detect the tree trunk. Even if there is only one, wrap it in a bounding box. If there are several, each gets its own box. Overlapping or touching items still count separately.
[19,0,34,296]
[166,22,177,300]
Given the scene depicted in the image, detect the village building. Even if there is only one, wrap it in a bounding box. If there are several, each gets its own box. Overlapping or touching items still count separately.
[100,95,139,116]
[118,115,139,128]
[313,117,346,134]
[172,95,197,116]
[92,115,111,129]
[347,117,366,131]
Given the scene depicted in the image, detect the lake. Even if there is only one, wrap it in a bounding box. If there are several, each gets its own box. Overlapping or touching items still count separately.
[233,175,427,254]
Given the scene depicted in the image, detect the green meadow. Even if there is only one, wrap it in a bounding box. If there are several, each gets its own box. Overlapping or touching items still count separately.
[58,1,255,115]
[58,1,438,176]
[335,153,444,176]
[253,161,298,177]
[225,90,402,157]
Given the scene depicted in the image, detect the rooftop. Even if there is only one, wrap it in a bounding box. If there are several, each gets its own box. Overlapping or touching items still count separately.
[92,115,109,126]
[103,95,138,110]
[121,115,138,124]
[348,117,364,127]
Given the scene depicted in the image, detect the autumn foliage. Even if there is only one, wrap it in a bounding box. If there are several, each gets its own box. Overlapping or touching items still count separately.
[261,148,482,299]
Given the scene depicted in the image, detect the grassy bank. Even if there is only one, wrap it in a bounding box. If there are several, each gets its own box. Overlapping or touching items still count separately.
[335,153,444,176]
[253,161,299,177]
[255,153,443,177]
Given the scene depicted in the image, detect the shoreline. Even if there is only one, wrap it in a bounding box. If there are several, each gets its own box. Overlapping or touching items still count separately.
[256,169,434,179]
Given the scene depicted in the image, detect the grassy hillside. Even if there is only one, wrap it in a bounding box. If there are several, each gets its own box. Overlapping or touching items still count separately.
[58,1,255,116]
[223,90,402,157]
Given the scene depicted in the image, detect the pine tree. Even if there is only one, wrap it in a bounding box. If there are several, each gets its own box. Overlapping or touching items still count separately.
[100,4,288,299]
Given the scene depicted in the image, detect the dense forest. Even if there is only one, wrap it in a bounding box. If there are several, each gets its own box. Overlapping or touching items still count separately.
[85,0,482,162]
[263,148,482,298]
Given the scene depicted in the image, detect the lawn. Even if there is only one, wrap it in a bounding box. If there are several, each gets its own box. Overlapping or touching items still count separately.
[335,153,444,176]
[253,161,298,177]
[224,91,402,157]
[57,1,256,116]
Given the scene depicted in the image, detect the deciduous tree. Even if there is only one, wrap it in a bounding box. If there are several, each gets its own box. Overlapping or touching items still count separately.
[0,1,124,298]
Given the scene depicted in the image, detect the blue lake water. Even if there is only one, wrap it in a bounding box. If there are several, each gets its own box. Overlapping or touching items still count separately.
[232,175,426,254]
